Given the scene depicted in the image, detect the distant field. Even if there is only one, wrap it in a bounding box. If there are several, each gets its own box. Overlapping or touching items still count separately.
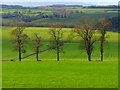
[29,12,117,26]
[2,8,118,30]
[2,8,116,14]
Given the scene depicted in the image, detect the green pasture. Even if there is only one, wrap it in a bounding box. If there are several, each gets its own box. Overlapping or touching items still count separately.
[2,26,118,61]
[2,8,118,29]
[2,61,118,88]
[30,12,117,26]
[2,26,118,88]
[2,8,52,15]
[1,6,119,88]
[65,7,117,13]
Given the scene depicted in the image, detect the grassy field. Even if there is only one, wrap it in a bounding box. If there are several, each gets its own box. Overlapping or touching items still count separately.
[29,12,117,26]
[2,26,118,61]
[2,26,118,88]
[2,8,118,29]
[2,61,118,88]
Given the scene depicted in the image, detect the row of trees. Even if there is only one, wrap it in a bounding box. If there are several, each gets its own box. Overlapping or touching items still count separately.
[2,12,48,22]
[52,8,80,19]
[72,18,111,61]
[11,18,111,62]
[2,8,80,22]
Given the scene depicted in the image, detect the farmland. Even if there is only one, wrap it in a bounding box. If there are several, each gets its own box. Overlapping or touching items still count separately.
[2,61,118,88]
[2,26,118,61]
[1,4,119,88]
[2,26,118,88]
[1,5,118,32]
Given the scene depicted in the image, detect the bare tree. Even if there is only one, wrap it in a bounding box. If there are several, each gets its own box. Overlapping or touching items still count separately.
[52,8,73,19]
[97,18,111,61]
[32,33,42,61]
[11,23,28,61]
[73,24,96,61]
[49,23,64,61]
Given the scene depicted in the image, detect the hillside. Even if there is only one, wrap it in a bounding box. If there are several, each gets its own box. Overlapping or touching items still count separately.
[1,4,119,32]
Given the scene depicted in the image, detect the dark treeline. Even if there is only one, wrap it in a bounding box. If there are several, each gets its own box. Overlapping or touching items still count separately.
[1,4,119,9]
[1,5,24,9]
[2,17,119,33]
[86,5,120,9]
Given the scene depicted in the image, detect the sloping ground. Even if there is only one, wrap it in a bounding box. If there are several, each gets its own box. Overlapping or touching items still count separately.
[2,26,118,61]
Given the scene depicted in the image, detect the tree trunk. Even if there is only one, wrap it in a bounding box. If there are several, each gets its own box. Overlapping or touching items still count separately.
[36,52,39,61]
[36,47,39,61]
[18,47,21,61]
[56,44,59,61]
[57,51,59,61]
[87,45,91,62]
[88,53,91,61]
[100,41,104,62]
